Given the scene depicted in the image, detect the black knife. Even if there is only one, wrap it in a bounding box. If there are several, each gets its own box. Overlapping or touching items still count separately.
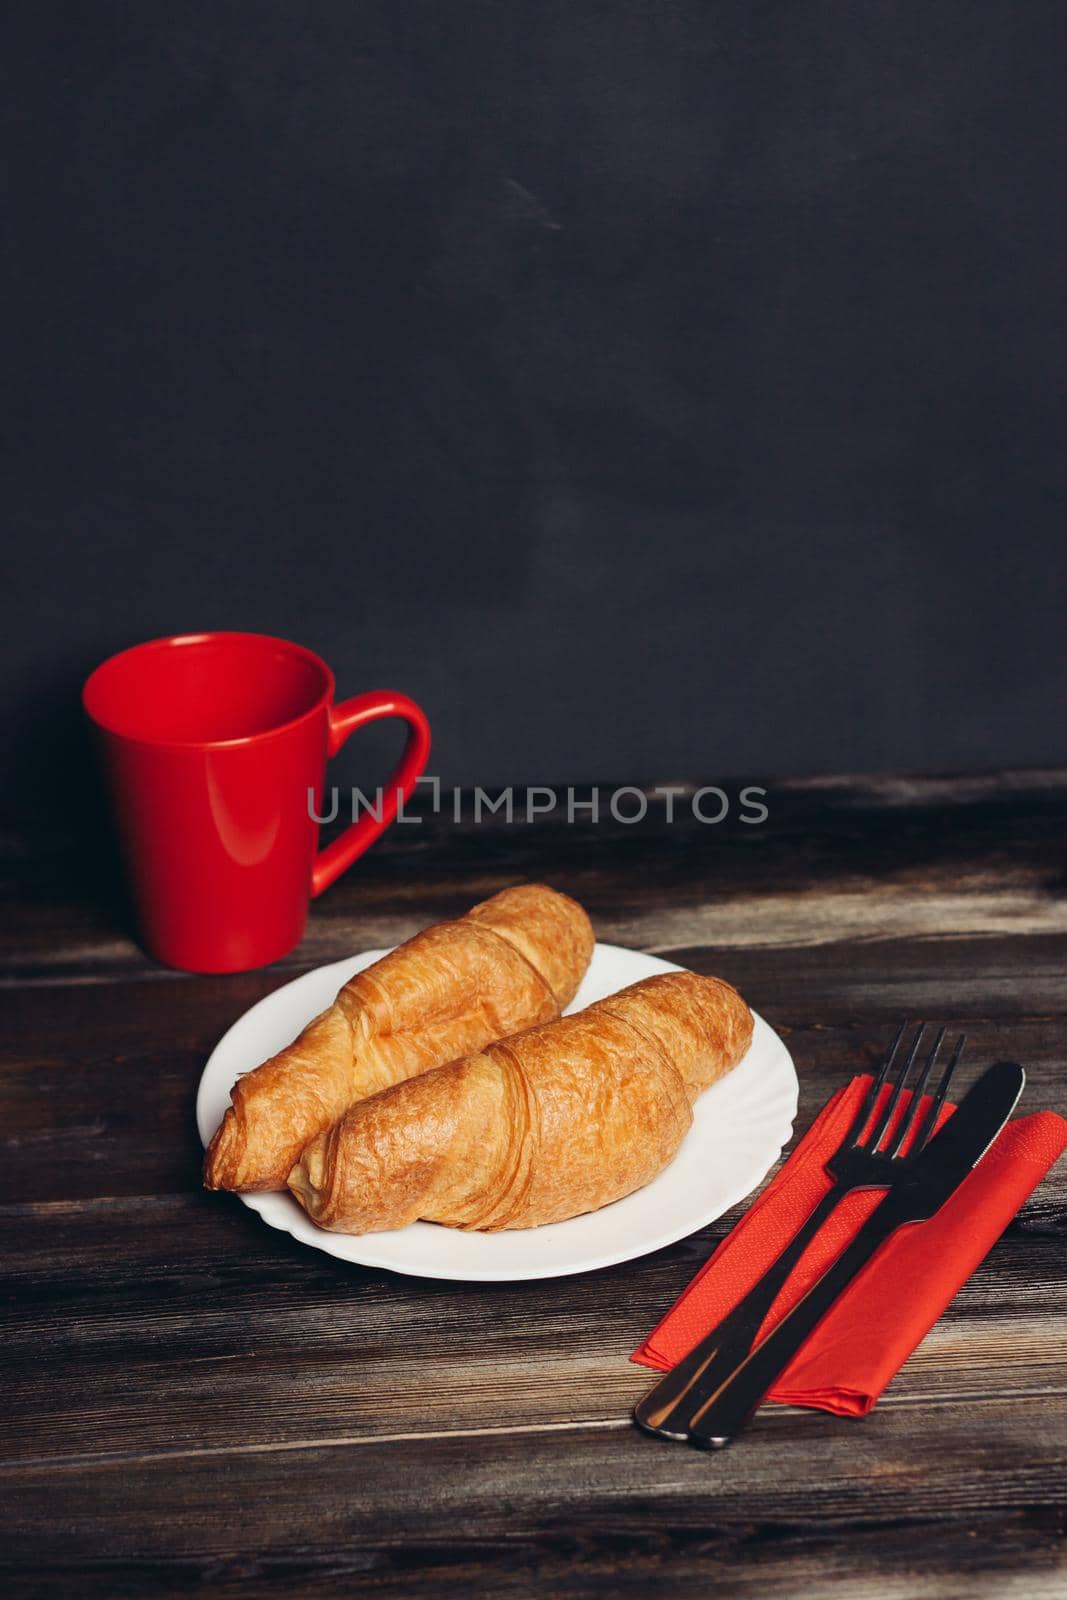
[684,1060,1025,1450]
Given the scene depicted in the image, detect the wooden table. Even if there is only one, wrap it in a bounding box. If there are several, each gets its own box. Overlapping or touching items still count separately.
[3,772,1065,1597]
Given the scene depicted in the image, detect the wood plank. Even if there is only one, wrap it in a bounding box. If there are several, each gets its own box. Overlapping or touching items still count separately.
[3,769,1066,983]
[1,1393,1065,1598]
[1,1187,1062,1462]
[3,943,1064,1205]
[2,773,1065,1596]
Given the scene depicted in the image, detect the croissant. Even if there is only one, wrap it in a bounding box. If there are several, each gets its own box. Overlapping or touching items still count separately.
[204,883,594,1192]
[288,970,753,1233]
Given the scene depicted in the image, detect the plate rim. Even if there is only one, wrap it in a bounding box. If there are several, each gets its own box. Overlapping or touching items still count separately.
[197,942,798,1282]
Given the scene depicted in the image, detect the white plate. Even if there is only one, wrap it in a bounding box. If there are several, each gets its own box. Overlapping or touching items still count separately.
[197,943,798,1282]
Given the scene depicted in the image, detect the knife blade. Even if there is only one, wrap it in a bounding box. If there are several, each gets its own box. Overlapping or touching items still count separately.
[685,1060,1025,1450]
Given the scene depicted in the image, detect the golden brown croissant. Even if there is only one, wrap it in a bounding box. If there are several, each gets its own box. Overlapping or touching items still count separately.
[204,883,594,1193]
[288,970,753,1233]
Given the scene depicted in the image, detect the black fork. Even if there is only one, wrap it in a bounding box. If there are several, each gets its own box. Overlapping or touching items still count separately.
[634,1022,965,1440]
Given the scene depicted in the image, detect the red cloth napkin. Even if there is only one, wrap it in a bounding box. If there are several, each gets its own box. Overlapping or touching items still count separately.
[632,1076,1067,1416]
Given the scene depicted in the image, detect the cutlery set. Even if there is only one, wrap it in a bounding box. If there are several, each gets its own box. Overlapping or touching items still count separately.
[635,1024,1026,1449]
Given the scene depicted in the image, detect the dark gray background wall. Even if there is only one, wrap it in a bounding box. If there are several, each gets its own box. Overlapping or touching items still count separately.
[6,1,1066,820]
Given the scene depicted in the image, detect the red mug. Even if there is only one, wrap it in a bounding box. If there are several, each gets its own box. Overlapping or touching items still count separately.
[82,632,431,973]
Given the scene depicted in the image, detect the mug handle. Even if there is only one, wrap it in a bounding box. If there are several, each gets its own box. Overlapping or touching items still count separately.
[310,690,431,897]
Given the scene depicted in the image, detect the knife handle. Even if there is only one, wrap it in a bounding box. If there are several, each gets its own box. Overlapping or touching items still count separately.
[634,1184,846,1439]
[685,1202,907,1449]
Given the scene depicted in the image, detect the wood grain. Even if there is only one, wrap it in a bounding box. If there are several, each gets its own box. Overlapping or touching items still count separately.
[2,771,1065,1597]
[0,1197,1064,1465]
[2,1397,1065,1598]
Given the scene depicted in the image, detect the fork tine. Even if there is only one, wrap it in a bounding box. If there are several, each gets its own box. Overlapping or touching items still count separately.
[885,1025,946,1158]
[844,1019,909,1149]
[909,1034,966,1153]
[865,1023,925,1151]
